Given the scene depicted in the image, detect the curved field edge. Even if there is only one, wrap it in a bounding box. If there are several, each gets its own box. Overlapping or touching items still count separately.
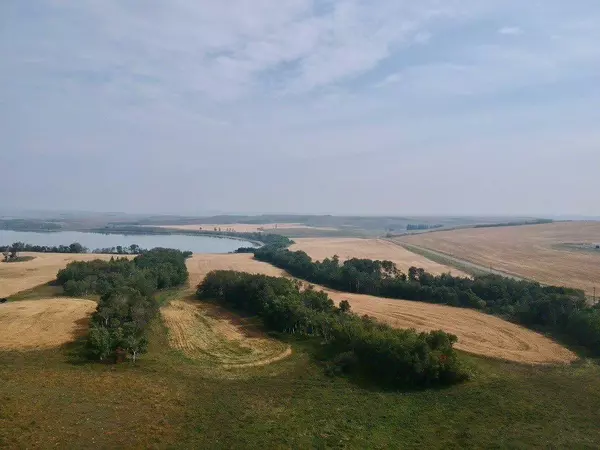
[161,297,291,369]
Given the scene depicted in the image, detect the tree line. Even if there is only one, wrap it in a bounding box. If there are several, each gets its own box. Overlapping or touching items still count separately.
[2,242,126,255]
[0,219,61,231]
[198,270,468,388]
[56,248,190,362]
[253,247,600,355]
[406,224,443,231]
[0,241,190,257]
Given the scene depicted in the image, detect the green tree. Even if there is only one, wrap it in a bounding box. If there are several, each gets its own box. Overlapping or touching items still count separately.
[87,325,112,361]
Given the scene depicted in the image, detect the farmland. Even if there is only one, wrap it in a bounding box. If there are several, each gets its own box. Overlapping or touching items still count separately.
[400,221,600,295]
[155,223,337,233]
[0,298,95,350]
[0,252,131,298]
[290,238,466,276]
[161,298,291,369]
[315,287,576,364]
[1,248,599,447]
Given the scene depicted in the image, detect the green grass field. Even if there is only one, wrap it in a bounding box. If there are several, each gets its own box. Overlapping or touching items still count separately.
[2,287,600,449]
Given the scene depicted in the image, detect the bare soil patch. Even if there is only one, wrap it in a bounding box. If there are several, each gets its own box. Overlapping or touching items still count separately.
[0,298,96,350]
[161,298,291,367]
[290,238,466,276]
[401,222,600,295]
[0,252,131,298]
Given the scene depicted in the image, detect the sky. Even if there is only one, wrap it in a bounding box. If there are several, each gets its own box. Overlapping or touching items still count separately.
[1,0,599,216]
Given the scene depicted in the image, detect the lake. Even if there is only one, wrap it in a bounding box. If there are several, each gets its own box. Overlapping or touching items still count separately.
[0,230,256,254]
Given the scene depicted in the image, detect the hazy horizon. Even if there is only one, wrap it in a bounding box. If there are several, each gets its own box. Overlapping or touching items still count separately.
[2,1,599,216]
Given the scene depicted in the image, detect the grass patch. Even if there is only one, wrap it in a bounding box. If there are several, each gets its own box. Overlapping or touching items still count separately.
[7,282,65,301]
[2,300,600,448]
[2,256,36,263]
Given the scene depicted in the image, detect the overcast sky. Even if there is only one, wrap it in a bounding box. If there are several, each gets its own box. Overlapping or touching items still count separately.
[1,1,599,216]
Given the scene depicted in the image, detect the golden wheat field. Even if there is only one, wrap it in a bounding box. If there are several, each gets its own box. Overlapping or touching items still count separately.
[0,253,132,298]
[0,298,96,350]
[401,222,600,295]
[290,238,466,276]
[161,298,291,367]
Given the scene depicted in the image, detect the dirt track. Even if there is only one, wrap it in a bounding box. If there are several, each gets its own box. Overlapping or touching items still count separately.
[0,298,96,350]
[290,238,466,276]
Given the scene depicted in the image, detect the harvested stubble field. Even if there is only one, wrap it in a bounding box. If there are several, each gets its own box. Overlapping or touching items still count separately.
[316,287,576,364]
[185,253,285,287]
[184,253,574,365]
[400,221,600,295]
[0,252,131,298]
[290,237,466,276]
[0,298,95,350]
[161,298,291,368]
[158,254,291,368]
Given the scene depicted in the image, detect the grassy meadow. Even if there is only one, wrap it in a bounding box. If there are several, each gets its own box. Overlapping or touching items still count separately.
[2,285,600,449]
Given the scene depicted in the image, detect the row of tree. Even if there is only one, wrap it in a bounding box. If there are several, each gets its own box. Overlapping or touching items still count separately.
[0,219,61,231]
[1,241,88,255]
[406,224,443,231]
[253,247,600,355]
[197,270,468,388]
[56,248,190,362]
[0,242,173,256]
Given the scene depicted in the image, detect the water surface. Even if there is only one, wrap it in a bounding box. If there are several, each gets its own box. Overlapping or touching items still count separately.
[0,230,255,254]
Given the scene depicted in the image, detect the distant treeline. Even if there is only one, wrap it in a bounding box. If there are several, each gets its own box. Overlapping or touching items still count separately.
[253,247,600,356]
[0,242,159,256]
[198,271,468,388]
[57,248,190,362]
[0,219,62,231]
[93,225,293,248]
[473,219,553,228]
[406,224,443,231]
[1,242,88,254]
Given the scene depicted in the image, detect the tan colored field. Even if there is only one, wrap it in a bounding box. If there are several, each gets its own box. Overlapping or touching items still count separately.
[185,253,574,364]
[401,222,600,295]
[162,299,291,367]
[0,298,96,350]
[290,238,466,276]
[156,223,337,233]
[185,253,285,288]
[0,253,131,298]
[315,287,576,364]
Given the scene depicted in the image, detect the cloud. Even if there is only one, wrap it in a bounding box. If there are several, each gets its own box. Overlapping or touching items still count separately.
[1,0,600,215]
[498,26,523,35]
